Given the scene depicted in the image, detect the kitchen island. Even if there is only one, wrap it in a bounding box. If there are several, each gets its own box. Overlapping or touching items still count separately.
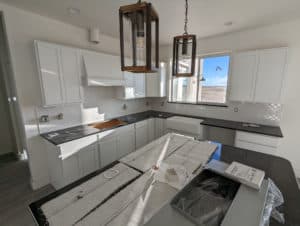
[30,135,300,226]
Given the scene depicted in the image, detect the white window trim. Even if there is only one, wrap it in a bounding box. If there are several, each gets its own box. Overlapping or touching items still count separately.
[169,52,232,106]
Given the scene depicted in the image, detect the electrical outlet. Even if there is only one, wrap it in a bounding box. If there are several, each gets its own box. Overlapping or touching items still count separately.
[234,107,239,112]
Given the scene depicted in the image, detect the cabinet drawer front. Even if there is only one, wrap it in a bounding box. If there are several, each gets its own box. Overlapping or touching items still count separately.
[235,131,280,148]
[59,134,98,158]
[135,120,148,128]
[98,129,117,141]
[116,124,134,134]
[235,140,277,155]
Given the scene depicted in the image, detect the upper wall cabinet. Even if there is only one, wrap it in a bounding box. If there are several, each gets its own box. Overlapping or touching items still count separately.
[34,41,82,106]
[146,62,167,97]
[229,47,287,104]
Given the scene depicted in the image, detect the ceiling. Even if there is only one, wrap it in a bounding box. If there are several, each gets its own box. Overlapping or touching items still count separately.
[1,0,300,45]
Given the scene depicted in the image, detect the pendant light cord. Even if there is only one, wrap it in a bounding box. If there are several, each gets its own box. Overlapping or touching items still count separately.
[184,0,188,35]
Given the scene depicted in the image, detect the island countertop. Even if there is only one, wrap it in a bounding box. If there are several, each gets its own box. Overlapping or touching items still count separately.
[30,144,300,226]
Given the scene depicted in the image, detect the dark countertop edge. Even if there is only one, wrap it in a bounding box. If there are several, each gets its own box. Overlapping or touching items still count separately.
[40,110,283,145]
[29,161,121,225]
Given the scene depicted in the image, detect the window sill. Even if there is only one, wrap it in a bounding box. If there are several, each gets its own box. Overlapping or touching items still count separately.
[167,101,228,108]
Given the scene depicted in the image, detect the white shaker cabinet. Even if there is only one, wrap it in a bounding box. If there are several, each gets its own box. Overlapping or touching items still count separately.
[116,124,135,159]
[229,51,257,102]
[229,47,287,104]
[35,41,64,106]
[254,48,287,103]
[235,131,281,155]
[147,118,155,143]
[146,62,167,97]
[34,41,82,106]
[78,143,99,177]
[98,131,118,167]
[60,46,82,103]
[155,118,167,139]
[135,120,149,149]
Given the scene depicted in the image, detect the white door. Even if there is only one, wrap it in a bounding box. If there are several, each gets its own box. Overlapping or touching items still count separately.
[62,154,80,185]
[99,133,117,167]
[117,125,135,159]
[135,74,145,98]
[254,48,287,103]
[229,51,257,102]
[78,143,99,177]
[35,42,64,106]
[60,47,82,103]
[135,120,148,149]
[147,118,155,142]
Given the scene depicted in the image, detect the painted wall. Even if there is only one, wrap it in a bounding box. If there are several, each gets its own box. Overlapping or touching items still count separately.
[0,3,149,189]
[0,64,16,155]
[153,19,300,177]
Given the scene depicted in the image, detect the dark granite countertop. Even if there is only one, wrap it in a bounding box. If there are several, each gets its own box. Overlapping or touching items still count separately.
[29,144,300,226]
[41,110,283,145]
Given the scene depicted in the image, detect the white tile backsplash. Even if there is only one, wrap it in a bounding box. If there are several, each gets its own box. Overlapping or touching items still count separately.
[150,98,282,126]
[36,86,150,134]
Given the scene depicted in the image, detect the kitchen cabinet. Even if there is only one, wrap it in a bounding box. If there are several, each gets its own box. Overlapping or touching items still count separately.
[116,71,146,99]
[229,47,287,104]
[146,62,167,97]
[78,143,99,177]
[98,131,118,167]
[229,51,257,102]
[46,134,99,189]
[117,124,135,158]
[35,41,64,106]
[135,120,149,149]
[254,48,287,103]
[155,118,167,139]
[147,118,155,143]
[234,131,281,155]
[34,41,82,106]
[60,46,82,103]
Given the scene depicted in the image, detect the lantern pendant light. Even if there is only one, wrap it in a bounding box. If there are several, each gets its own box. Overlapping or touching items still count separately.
[172,0,196,77]
[119,0,159,73]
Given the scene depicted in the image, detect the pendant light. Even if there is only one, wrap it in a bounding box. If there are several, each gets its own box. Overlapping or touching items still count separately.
[172,0,196,77]
[119,0,159,73]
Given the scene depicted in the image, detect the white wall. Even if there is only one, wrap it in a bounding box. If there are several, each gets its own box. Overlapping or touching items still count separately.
[0,3,149,189]
[155,19,300,177]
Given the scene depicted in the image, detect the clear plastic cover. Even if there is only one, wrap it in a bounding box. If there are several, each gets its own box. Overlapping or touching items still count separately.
[260,178,285,226]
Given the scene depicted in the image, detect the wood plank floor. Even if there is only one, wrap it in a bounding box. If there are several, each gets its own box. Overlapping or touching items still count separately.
[0,159,54,226]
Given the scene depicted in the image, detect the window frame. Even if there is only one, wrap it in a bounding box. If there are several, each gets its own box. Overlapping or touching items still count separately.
[168,52,232,107]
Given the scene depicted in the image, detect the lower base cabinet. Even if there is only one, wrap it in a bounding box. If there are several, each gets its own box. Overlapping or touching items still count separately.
[46,118,167,189]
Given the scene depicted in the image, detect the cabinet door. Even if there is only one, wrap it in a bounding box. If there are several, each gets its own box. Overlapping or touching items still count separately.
[155,118,166,139]
[254,48,287,103]
[135,74,145,98]
[99,133,117,167]
[147,118,155,142]
[117,125,135,158]
[229,51,257,102]
[35,41,64,106]
[135,120,148,149]
[124,72,135,99]
[62,154,80,185]
[78,144,99,177]
[146,73,159,97]
[60,47,82,103]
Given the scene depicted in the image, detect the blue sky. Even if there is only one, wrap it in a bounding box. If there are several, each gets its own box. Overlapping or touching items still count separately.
[201,55,230,87]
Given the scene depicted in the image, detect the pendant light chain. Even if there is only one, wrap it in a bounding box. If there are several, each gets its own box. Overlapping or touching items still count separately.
[184,0,188,35]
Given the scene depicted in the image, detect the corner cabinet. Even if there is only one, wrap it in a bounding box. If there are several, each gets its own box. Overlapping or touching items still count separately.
[34,41,82,106]
[229,47,287,104]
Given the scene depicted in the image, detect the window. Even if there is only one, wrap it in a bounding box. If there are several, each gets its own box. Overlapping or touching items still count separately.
[169,54,230,105]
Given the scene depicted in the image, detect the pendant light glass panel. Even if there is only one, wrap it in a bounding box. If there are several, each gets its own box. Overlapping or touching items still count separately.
[119,2,159,73]
[172,35,196,77]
